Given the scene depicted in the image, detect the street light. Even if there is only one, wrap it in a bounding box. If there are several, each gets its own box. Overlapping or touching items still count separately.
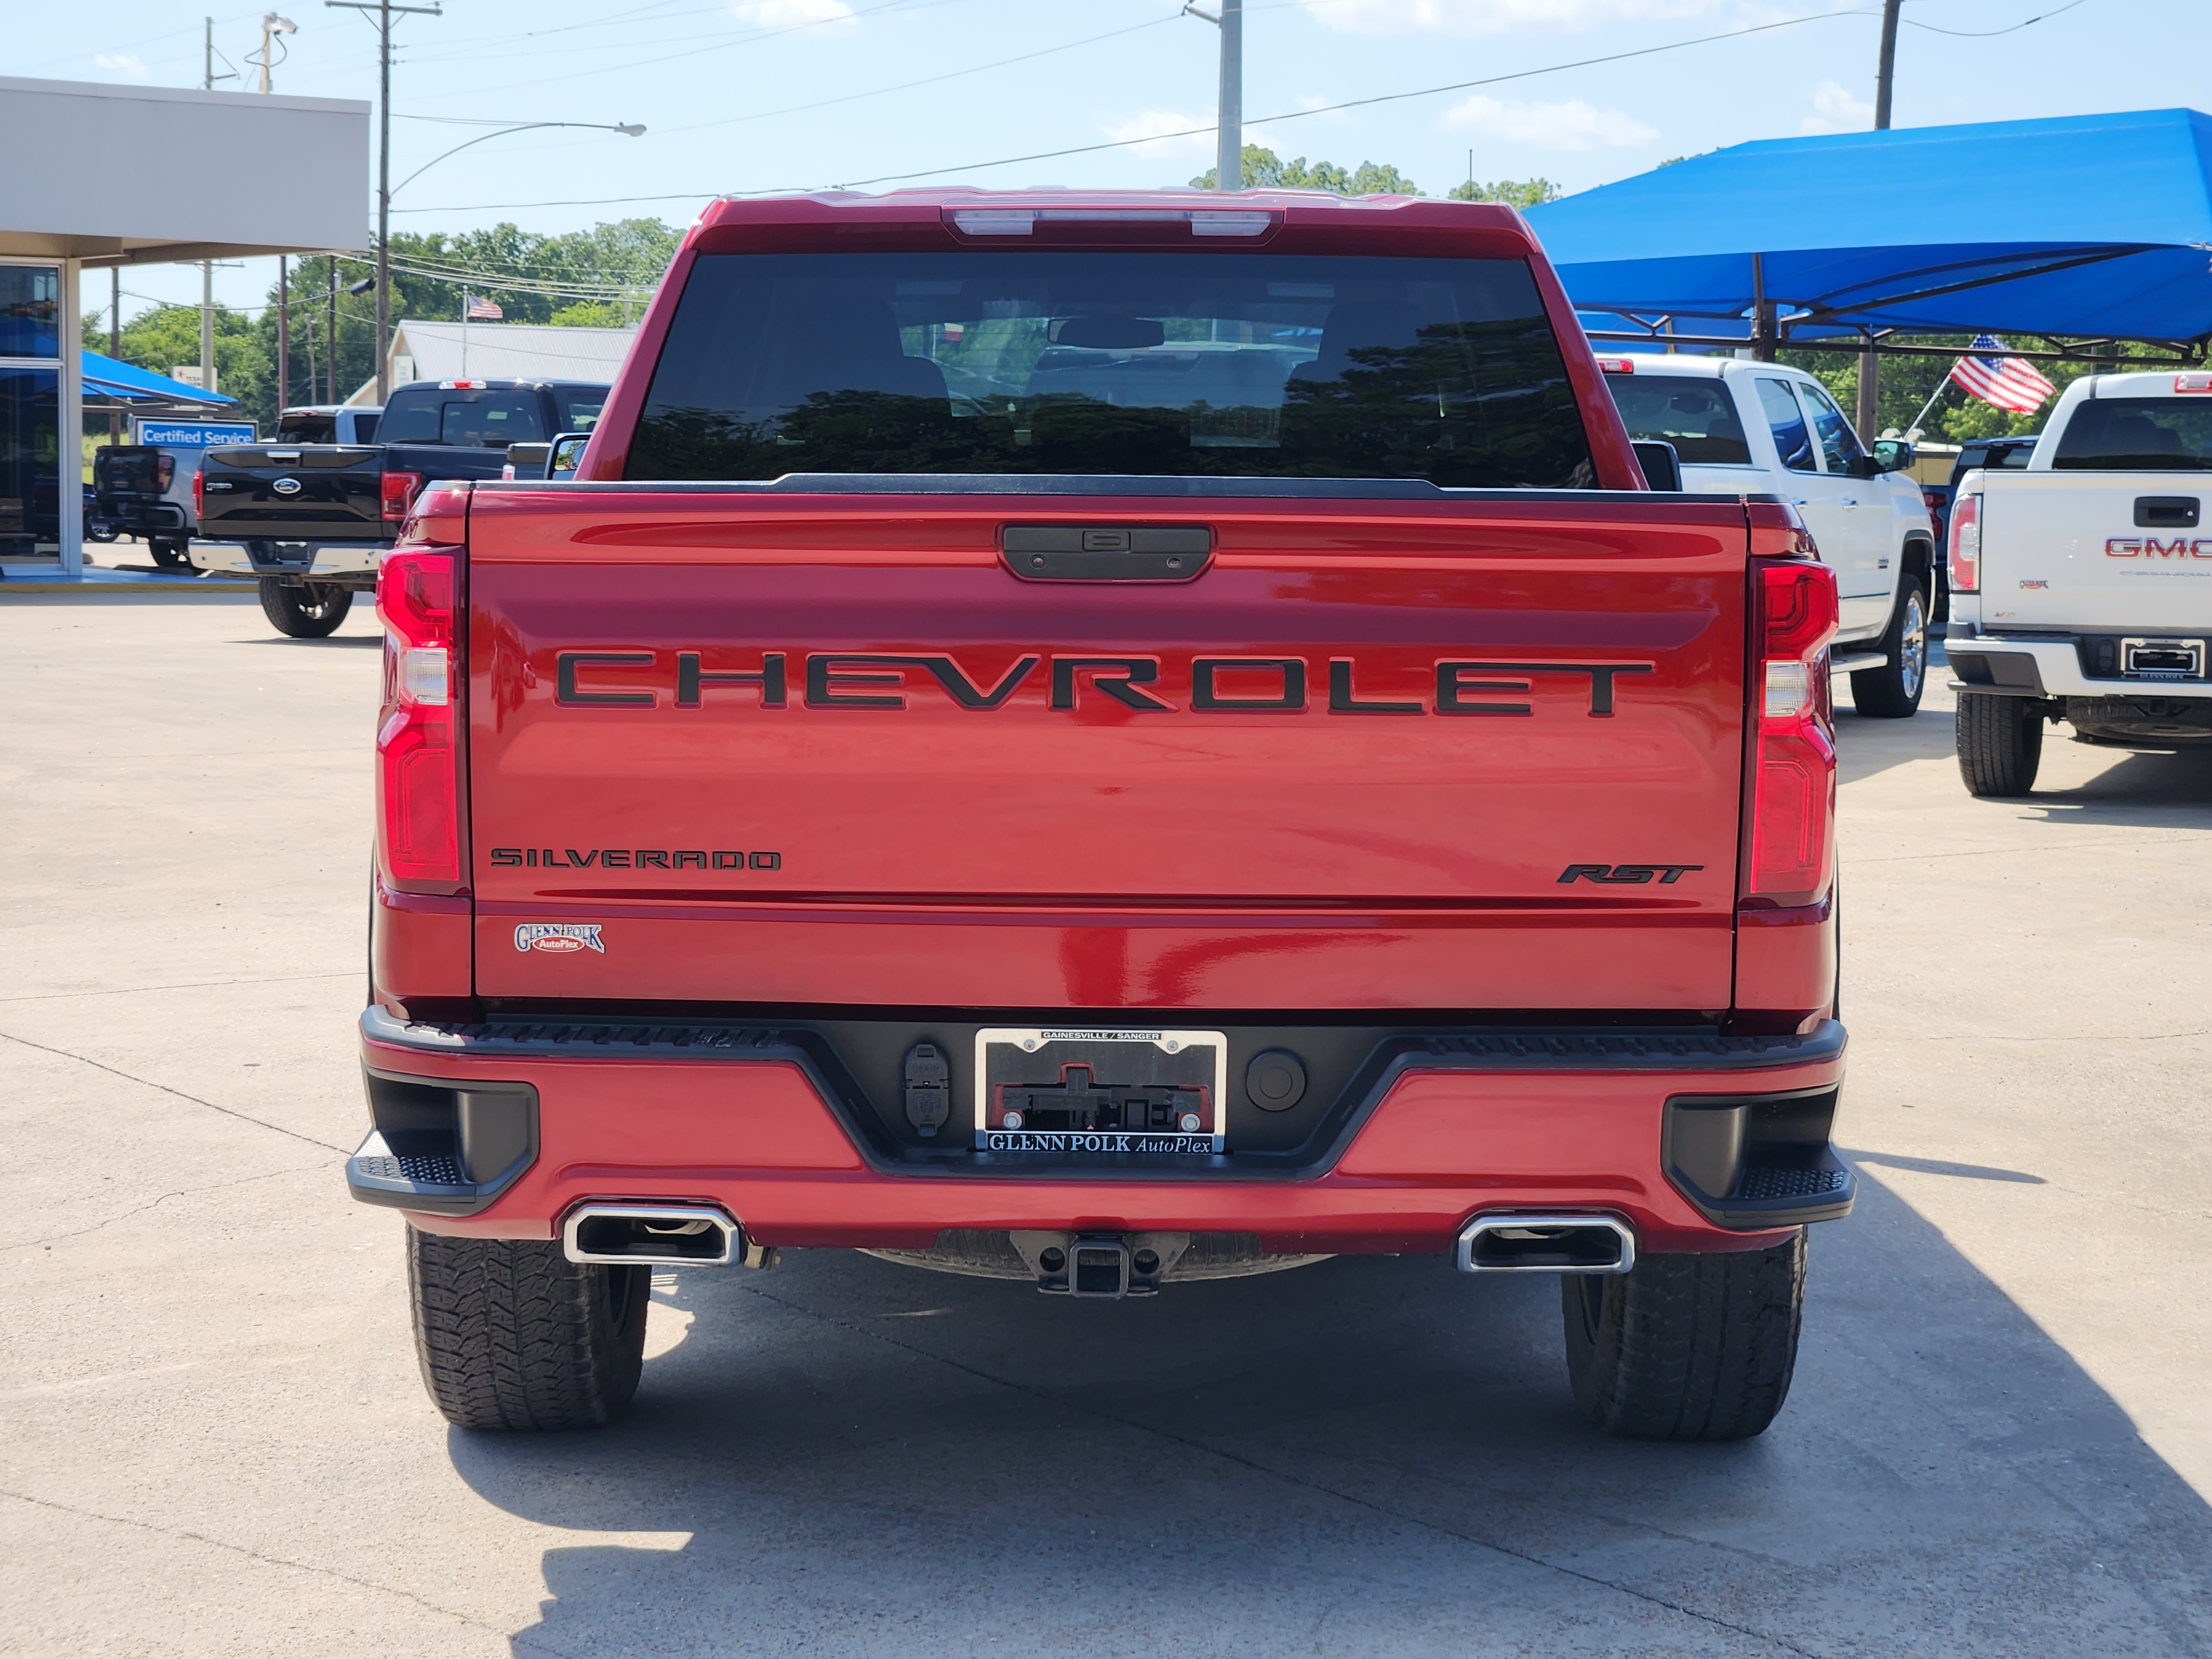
[391,121,646,199]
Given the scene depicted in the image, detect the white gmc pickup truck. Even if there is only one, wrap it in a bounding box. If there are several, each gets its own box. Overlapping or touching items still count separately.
[1947,369,2212,794]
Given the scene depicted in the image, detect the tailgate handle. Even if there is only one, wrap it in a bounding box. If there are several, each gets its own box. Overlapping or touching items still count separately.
[2135,496,2200,528]
[1002,524,1212,582]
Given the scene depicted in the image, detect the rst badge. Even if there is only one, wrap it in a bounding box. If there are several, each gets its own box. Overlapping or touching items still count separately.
[515,923,604,954]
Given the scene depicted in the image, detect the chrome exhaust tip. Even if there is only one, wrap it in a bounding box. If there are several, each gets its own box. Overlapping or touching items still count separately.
[561,1203,738,1267]
[1455,1213,1635,1276]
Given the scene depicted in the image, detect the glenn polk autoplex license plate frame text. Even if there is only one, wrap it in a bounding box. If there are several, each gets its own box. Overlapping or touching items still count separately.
[973,1028,1228,1154]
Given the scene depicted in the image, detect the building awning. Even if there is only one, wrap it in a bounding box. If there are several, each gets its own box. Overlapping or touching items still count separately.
[1525,108,2212,351]
[81,351,237,406]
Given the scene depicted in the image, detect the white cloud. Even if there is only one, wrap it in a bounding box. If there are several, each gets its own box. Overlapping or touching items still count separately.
[92,52,152,81]
[1103,109,1215,156]
[1799,77,1874,133]
[1443,95,1657,152]
[732,0,853,27]
[1318,0,1718,34]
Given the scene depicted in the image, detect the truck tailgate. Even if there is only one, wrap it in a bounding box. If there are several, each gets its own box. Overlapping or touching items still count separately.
[465,488,1752,1011]
[1979,472,2212,629]
[200,445,385,541]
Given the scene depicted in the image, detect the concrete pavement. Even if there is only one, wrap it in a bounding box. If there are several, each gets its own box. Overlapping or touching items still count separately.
[1,593,2206,1657]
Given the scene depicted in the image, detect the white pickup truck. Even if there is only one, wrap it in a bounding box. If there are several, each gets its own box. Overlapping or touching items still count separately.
[1604,356,1937,715]
[1945,369,2212,794]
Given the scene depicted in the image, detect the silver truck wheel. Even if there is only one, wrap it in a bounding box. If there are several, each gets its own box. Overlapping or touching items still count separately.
[1955,691,2043,796]
[1849,580,1927,718]
[258,578,352,638]
[1561,1229,1805,1441]
[408,1229,648,1431]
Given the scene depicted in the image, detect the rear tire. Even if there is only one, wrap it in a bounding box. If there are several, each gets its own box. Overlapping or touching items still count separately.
[1561,1230,1806,1441]
[258,578,352,638]
[1849,577,1928,718]
[408,1229,649,1432]
[1956,691,2044,796]
[148,538,191,570]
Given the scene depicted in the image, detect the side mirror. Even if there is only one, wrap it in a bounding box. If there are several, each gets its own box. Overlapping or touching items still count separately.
[1631,440,1682,492]
[1870,438,1914,474]
[547,432,591,481]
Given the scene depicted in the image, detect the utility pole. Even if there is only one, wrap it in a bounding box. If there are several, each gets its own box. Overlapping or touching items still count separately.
[255,16,300,411]
[327,1,443,404]
[108,269,122,445]
[327,259,339,403]
[1216,0,1242,190]
[201,19,236,397]
[1860,0,1903,439]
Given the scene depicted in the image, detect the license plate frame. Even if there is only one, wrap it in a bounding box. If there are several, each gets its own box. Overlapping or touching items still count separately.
[973,1027,1228,1155]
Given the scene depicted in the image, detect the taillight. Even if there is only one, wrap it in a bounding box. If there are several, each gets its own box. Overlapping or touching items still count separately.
[1921,489,1943,515]
[376,547,461,890]
[1744,557,1839,910]
[382,470,424,522]
[156,454,176,491]
[192,466,204,519]
[1948,491,1981,593]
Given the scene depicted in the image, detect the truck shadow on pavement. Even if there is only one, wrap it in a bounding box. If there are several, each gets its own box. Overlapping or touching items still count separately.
[448,1177,2212,1658]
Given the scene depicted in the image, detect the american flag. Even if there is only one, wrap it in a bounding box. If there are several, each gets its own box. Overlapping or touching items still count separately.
[464,295,503,321]
[1948,335,2056,414]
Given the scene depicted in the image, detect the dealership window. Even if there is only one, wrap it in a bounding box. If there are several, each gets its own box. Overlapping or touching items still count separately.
[0,263,62,559]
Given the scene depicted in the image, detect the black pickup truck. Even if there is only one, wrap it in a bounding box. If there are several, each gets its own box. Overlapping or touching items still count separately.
[196,378,607,636]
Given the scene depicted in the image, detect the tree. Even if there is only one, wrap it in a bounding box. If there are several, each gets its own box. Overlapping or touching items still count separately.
[1190,145,1423,195]
[91,300,274,427]
[1448,178,1562,209]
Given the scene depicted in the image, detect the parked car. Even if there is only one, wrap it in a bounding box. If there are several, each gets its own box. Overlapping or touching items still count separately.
[351,189,1853,1443]
[274,404,384,445]
[1947,372,2212,793]
[91,445,196,567]
[1921,434,2038,617]
[1601,354,1937,714]
[196,378,608,637]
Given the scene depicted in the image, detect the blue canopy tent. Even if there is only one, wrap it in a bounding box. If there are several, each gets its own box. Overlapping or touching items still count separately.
[1525,108,2212,365]
[81,351,238,409]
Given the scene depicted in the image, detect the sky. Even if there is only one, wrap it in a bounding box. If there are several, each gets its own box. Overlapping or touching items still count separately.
[17,0,2205,326]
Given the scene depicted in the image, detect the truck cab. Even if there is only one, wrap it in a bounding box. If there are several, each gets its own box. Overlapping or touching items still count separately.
[1603,354,1936,716]
[274,404,383,445]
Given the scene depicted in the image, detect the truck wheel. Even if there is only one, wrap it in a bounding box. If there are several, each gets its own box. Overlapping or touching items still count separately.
[407,1229,649,1432]
[1848,578,1927,718]
[259,578,353,638]
[1561,1229,1805,1441]
[1955,692,2043,796]
[148,539,192,570]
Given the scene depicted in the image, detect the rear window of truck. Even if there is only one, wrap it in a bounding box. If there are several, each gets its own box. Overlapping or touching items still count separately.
[2053,399,2212,471]
[627,252,1596,488]
[1603,372,1752,465]
[379,388,547,448]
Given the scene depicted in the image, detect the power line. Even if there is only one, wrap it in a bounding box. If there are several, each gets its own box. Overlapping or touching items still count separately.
[394,2,1880,215]
[1902,0,2093,35]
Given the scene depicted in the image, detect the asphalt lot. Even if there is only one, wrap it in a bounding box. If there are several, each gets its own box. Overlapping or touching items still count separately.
[2,591,2208,1658]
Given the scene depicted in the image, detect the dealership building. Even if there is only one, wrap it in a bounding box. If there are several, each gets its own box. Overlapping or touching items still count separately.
[0,76,367,577]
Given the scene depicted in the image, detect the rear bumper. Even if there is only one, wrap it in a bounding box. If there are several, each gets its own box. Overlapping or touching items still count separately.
[201,538,387,581]
[351,1008,1852,1255]
[1946,627,2212,701]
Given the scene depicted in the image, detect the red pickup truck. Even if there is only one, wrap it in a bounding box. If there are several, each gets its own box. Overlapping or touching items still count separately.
[351,189,1849,1442]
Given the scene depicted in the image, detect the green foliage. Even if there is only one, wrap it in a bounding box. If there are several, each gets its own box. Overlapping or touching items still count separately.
[547,300,634,328]
[88,300,273,425]
[1447,178,1563,209]
[1190,145,1423,195]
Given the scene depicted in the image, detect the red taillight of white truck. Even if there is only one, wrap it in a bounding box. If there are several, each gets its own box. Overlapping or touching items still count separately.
[1744,558,1839,909]
[376,486,468,890]
[1948,491,1980,593]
